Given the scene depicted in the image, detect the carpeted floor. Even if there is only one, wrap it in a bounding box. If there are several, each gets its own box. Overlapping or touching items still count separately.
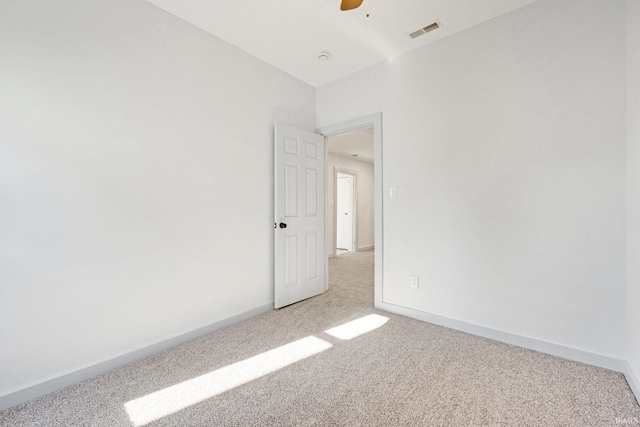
[2,250,639,426]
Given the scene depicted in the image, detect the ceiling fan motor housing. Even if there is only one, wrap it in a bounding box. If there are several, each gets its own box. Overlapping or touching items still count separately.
[340,0,364,11]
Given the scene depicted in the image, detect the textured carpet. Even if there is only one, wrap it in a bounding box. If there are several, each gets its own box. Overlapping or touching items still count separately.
[2,250,639,426]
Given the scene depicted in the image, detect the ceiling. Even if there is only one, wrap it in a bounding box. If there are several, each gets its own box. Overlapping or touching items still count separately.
[144,0,538,87]
[328,128,374,164]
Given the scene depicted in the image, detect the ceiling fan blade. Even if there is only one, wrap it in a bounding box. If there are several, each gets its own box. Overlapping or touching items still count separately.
[340,0,364,11]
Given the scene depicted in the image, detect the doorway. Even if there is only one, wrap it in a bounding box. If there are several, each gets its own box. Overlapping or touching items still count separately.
[317,113,382,307]
[326,128,373,259]
[273,113,382,309]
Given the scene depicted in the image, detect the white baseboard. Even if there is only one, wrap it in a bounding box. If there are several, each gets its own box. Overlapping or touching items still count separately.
[624,361,640,405]
[376,301,626,373]
[0,302,273,412]
[357,245,374,252]
[4,300,637,412]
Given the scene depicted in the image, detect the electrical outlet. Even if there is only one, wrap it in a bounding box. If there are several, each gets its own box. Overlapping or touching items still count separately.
[410,275,419,289]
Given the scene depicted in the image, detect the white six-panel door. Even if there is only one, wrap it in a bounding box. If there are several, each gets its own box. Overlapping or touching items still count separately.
[274,123,325,309]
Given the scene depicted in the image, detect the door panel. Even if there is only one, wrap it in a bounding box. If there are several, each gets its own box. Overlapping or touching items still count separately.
[305,168,318,216]
[306,231,319,281]
[284,234,299,288]
[275,123,325,308]
[285,165,299,217]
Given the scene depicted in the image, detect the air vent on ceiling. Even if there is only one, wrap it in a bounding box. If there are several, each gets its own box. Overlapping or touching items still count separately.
[409,21,441,39]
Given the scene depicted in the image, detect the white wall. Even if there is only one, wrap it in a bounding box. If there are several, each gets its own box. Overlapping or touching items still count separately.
[0,0,315,398]
[626,0,640,393]
[327,154,375,255]
[318,0,626,359]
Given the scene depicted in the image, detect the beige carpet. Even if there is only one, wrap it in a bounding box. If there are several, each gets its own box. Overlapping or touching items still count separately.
[2,250,639,426]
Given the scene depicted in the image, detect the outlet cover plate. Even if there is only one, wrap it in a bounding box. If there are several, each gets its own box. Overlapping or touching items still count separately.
[410,276,419,289]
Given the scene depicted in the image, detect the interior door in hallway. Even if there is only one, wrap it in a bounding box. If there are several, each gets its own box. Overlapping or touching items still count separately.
[274,123,325,309]
[336,173,354,252]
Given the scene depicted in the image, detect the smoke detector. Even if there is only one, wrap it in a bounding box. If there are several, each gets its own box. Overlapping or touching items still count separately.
[317,51,331,61]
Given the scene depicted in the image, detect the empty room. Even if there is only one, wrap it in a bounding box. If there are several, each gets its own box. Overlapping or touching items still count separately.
[2,0,640,425]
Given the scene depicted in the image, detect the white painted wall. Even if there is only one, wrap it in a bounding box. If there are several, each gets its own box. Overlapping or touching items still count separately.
[327,154,375,255]
[626,0,640,391]
[318,0,626,358]
[0,0,315,398]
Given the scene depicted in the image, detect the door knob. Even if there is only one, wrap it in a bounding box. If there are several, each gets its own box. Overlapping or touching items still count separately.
[279,222,287,229]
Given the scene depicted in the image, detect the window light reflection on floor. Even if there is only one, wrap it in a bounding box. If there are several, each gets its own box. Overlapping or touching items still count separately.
[324,313,390,340]
[124,336,332,426]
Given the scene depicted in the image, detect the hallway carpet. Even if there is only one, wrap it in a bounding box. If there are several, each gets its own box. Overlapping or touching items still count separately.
[1,250,639,426]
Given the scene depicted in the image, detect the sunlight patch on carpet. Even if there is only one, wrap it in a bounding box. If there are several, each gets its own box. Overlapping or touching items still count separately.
[324,314,389,340]
[124,336,332,426]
